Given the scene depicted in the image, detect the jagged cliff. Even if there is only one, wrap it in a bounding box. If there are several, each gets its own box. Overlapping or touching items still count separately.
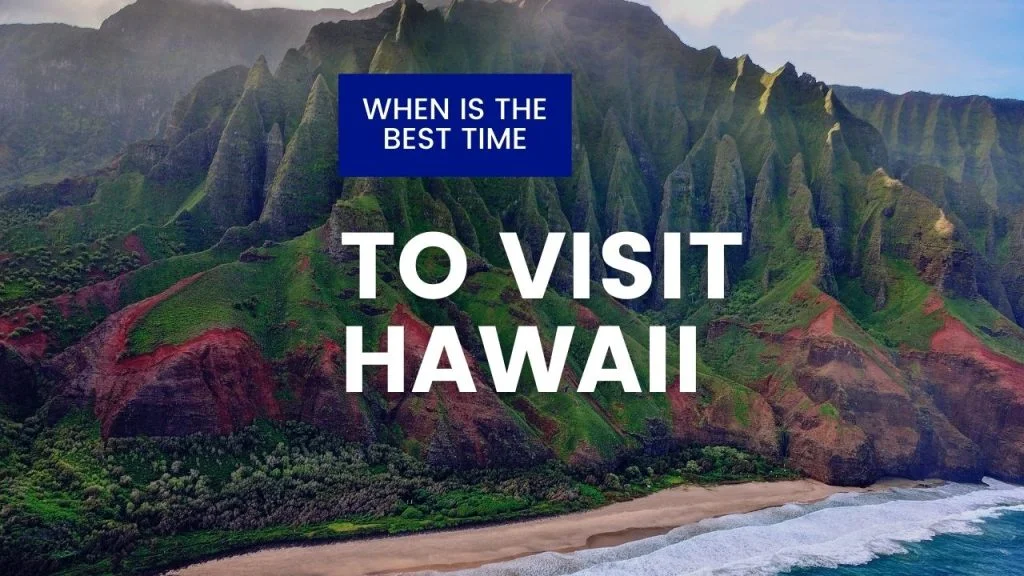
[834,86,1024,209]
[3,0,1024,487]
[835,85,1024,328]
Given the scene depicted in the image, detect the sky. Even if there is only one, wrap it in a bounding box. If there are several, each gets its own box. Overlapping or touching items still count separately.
[1,0,1022,99]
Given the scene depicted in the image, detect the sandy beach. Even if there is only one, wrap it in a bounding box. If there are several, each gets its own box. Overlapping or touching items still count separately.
[173,479,850,576]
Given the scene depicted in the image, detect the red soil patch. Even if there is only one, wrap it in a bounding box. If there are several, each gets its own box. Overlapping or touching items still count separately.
[923,292,944,315]
[293,338,370,442]
[99,328,280,437]
[5,331,48,359]
[53,272,281,437]
[666,379,699,432]
[0,275,126,359]
[122,234,151,265]
[510,397,559,441]
[0,305,43,334]
[920,313,1024,478]
[786,294,841,340]
[51,275,124,317]
[99,274,204,369]
[931,315,1024,382]
[573,303,601,330]
[388,304,433,352]
[0,304,48,359]
[319,338,343,377]
[379,304,447,442]
[806,302,838,337]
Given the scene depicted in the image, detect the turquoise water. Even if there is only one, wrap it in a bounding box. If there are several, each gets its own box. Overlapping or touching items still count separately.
[441,479,1024,576]
[797,509,1024,576]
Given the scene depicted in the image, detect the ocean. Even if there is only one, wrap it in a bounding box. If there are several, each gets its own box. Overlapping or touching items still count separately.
[439,479,1024,576]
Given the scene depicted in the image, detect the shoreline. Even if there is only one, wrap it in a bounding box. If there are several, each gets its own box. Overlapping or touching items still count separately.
[172,479,854,576]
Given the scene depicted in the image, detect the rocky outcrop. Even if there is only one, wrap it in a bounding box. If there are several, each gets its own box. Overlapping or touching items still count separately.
[279,340,375,443]
[326,194,391,263]
[912,314,1024,480]
[873,171,979,298]
[749,298,982,484]
[667,382,780,460]
[100,330,282,437]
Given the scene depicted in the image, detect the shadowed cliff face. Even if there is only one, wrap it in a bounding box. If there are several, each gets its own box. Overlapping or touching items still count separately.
[4,0,1024,485]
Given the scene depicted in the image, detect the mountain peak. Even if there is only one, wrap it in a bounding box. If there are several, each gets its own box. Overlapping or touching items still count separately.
[101,0,236,28]
[377,0,431,42]
[245,55,274,90]
[309,73,333,104]
[395,0,429,15]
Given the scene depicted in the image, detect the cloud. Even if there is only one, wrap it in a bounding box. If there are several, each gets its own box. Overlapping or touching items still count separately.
[641,0,754,28]
[751,15,902,56]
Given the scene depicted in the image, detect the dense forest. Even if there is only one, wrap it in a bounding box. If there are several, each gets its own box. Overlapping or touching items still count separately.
[0,412,793,575]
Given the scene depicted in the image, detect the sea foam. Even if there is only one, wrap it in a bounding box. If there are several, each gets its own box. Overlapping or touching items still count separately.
[431,479,1024,576]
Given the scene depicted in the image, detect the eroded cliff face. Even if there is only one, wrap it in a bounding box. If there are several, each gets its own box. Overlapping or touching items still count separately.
[914,313,1024,480]
[753,297,981,485]
[369,305,551,469]
[49,274,278,437]
[3,0,1024,486]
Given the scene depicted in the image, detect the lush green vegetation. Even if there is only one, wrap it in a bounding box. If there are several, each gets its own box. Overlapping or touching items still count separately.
[0,413,796,576]
[0,206,49,232]
[5,4,1024,576]
[838,259,944,350]
[0,238,140,316]
[126,232,378,360]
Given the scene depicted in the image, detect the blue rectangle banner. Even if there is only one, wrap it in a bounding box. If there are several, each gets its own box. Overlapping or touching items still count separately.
[338,73,573,178]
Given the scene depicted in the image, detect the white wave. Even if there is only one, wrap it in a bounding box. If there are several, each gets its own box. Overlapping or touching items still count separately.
[433,479,1024,576]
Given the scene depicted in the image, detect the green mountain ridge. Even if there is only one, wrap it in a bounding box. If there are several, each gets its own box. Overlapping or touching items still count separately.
[0,0,392,190]
[4,0,1024,572]
[834,85,1024,326]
